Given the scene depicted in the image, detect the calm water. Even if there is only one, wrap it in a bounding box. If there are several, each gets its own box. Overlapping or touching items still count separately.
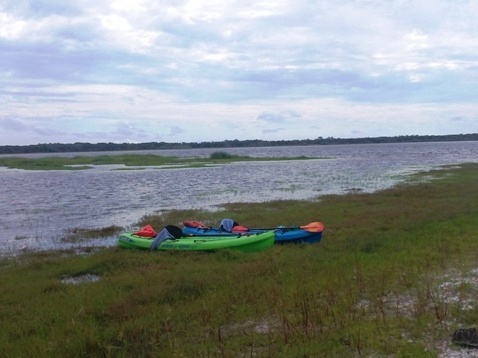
[1,141,477,255]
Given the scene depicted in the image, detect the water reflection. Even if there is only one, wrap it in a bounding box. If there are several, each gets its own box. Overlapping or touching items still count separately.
[1,141,478,255]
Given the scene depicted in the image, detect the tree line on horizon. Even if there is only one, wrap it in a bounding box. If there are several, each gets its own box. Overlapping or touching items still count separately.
[0,133,477,154]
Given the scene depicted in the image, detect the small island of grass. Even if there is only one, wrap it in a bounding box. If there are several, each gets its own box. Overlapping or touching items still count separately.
[0,151,325,171]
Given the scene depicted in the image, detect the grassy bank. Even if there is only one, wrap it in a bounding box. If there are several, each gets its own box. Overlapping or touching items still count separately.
[1,164,478,356]
[0,152,321,170]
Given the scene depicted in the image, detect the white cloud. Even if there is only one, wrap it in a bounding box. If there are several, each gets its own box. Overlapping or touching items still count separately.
[1,0,478,145]
[0,13,27,40]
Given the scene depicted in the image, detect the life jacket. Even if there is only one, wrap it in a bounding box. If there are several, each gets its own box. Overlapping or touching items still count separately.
[133,224,157,237]
[182,220,208,228]
[232,225,249,233]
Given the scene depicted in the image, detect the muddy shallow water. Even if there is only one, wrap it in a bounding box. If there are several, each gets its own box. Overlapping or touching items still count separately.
[1,141,478,255]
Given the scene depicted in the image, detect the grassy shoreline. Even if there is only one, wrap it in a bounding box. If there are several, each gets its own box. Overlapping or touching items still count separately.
[2,163,478,356]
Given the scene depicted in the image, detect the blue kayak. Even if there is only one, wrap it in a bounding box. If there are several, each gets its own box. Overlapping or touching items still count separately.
[182,219,324,244]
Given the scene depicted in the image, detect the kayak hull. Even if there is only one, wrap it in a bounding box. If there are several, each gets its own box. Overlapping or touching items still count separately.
[118,231,275,253]
[182,226,323,244]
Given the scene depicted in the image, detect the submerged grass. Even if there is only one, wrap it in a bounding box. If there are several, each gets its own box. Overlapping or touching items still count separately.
[1,163,478,356]
[60,225,123,243]
[0,152,322,170]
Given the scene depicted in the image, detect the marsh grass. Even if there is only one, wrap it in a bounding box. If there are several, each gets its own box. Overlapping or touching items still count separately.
[2,163,478,356]
[60,225,123,243]
[0,152,320,170]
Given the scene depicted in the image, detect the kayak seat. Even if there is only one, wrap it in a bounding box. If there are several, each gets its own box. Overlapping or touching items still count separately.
[219,218,239,233]
[165,225,183,239]
[151,226,181,250]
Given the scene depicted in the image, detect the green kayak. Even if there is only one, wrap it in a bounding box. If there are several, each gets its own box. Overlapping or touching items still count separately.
[118,230,275,253]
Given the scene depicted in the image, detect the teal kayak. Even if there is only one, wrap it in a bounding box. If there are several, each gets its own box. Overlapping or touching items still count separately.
[182,219,325,244]
[118,230,275,253]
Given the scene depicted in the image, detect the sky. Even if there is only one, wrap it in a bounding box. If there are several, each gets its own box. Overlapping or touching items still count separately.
[1,0,477,145]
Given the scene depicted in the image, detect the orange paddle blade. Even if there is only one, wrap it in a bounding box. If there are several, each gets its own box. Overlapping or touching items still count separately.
[299,222,325,233]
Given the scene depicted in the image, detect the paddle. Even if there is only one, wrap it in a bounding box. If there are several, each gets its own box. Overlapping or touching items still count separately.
[183,220,325,233]
[248,222,324,233]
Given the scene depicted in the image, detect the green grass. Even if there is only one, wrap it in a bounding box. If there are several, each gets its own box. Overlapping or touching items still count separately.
[0,152,323,170]
[1,163,478,356]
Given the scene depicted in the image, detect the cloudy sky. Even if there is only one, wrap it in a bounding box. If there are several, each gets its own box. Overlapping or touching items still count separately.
[1,0,477,145]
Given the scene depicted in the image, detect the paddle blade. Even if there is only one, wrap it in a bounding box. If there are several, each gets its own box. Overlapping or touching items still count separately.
[299,222,325,233]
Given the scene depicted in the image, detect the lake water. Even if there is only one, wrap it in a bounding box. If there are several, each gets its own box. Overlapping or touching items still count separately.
[1,141,477,256]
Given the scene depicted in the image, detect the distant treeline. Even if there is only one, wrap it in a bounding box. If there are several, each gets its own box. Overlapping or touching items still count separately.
[1,133,477,154]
